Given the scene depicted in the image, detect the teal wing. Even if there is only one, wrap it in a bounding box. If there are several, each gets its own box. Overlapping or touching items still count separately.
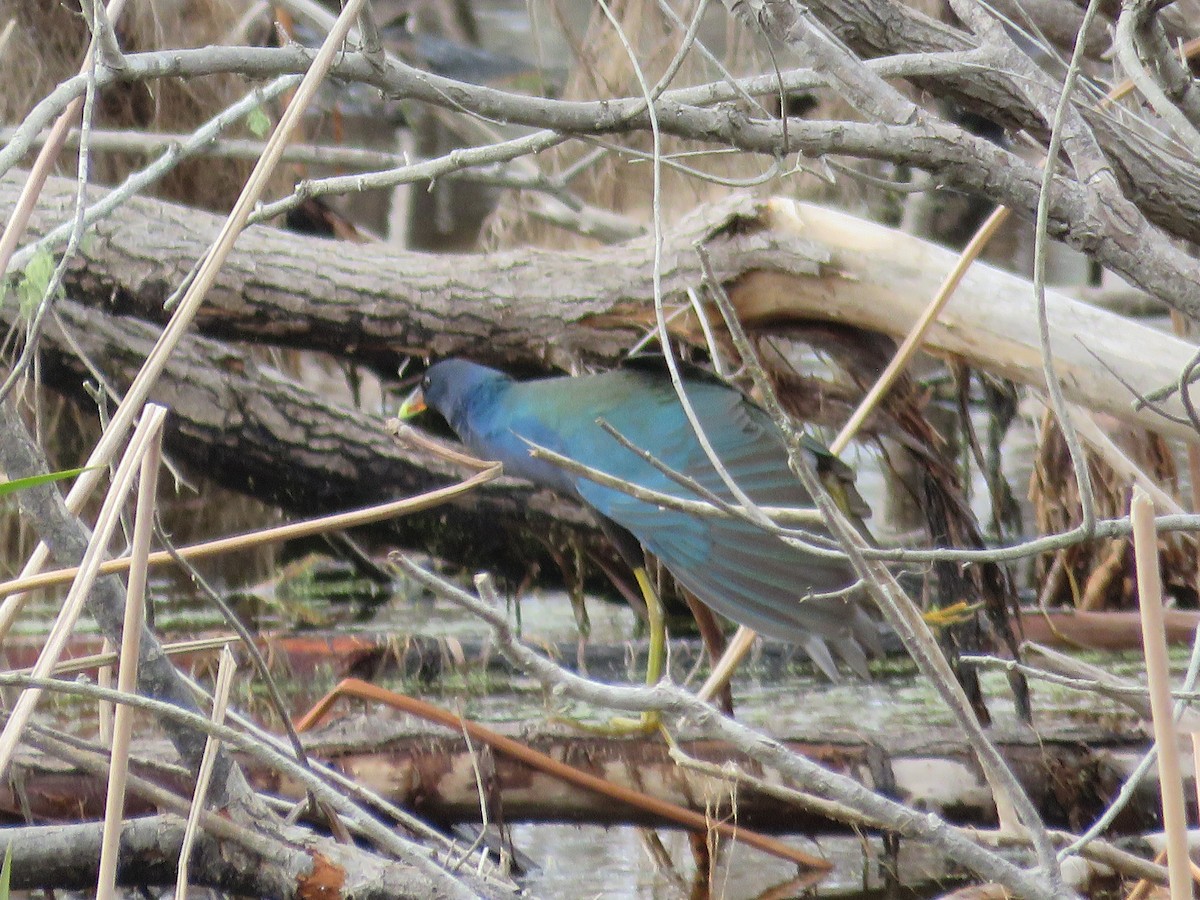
[561,373,881,679]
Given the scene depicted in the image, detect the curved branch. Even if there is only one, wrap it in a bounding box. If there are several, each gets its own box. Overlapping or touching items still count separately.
[5,43,1199,325]
[1115,1,1200,149]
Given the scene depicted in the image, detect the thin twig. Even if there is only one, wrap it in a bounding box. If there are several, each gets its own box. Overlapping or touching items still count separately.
[298,672,829,869]
[1114,3,1200,150]
[0,1,106,404]
[1009,637,1200,859]
[80,0,125,69]
[7,76,302,275]
[24,725,280,862]
[522,432,836,539]
[0,673,501,898]
[96,412,160,900]
[250,130,569,225]
[393,556,1063,900]
[1030,0,1107,545]
[184,668,462,854]
[0,464,500,619]
[0,0,130,285]
[354,0,385,72]
[176,645,236,900]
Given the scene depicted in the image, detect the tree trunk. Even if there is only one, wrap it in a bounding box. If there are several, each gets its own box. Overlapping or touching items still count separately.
[8,170,1198,442]
[27,296,610,584]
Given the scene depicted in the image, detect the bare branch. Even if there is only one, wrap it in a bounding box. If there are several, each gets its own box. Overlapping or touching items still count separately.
[395,557,1066,900]
[4,43,1198,323]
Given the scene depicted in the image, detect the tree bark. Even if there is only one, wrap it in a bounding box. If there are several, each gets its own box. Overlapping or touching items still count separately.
[0,815,471,899]
[0,723,1160,836]
[787,0,1200,252]
[27,296,609,583]
[8,171,1197,442]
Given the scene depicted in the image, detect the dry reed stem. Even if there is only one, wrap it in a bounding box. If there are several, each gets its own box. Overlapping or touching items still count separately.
[696,623,754,701]
[1193,732,1200,835]
[96,422,161,900]
[0,0,368,645]
[98,636,114,746]
[176,644,236,900]
[0,404,166,781]
[1131,487,1192,900]
[829,203,1012,457]
[1126,849,1169,900]
[10,634,244,678]
[0,18,15,58]
[0,463,501,599]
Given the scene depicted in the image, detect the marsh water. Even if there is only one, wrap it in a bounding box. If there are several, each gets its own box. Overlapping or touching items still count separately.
[11,397,1157,898]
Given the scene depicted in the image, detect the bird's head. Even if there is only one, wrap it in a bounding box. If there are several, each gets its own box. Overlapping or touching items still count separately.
[398,359,510,437]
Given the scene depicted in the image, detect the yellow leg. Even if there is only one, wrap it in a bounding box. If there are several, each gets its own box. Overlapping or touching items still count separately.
[922,600,983,629]
[626,567,664,730]
[636,567,666,688]
[555,565,665,735]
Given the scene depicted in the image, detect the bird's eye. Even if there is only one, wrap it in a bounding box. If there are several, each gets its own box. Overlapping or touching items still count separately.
[422,375,431,390]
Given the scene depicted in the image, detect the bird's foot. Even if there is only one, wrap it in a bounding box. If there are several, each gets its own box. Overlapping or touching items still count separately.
[548,567,668,737]
[921,600,983,629]
[607,711,662,735]
[553,710,662,736]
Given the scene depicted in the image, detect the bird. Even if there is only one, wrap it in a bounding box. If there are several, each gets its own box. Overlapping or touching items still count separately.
[400,358,884,685]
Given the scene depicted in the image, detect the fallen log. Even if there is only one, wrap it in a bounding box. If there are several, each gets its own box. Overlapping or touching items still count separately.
[8,171,1198,441]
[0,813,474,899]
[722,201,1200,444]
[0,717,1156,835]
[22,296,612,583]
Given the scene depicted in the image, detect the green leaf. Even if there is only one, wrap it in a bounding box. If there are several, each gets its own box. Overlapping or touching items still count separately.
[246,106,272,138]
[0,839,13,900]
[17,247,57,320]
[0,466,95,499]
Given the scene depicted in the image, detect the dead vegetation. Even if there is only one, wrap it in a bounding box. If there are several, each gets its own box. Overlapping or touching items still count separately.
[2,0,1200,896]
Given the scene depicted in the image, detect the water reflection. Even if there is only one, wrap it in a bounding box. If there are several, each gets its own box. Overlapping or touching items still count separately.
[510,824,958,898]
